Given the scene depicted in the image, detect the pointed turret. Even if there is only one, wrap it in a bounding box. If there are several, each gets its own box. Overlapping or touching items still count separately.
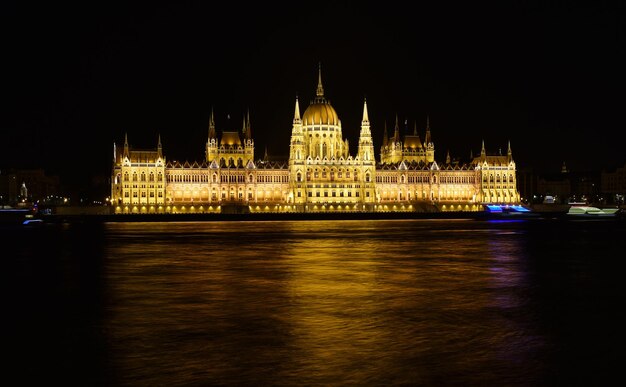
[113,142,117,162]
[208,108,216,139]
[123,132,129,158]
[446,150,451,164]
[245,109,252,140]
[480,140,486,157]
[358,97,375,163]
[424,115,432,145]
[362,98,369,125]
[157,134,162,158]
[393,114,400,143]
[264,146,269,161]
[507,140,512,156]
[413,121,418,136]
[470,149,474,160]
[293,95,301,124]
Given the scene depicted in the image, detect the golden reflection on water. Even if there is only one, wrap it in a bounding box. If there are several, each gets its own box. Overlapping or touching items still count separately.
[102,220,541,385]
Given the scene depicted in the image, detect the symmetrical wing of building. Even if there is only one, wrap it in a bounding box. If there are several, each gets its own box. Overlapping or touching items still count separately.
[111,68,520,213]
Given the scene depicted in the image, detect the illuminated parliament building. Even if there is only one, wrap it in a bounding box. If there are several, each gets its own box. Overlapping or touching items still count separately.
[111,68,520,214]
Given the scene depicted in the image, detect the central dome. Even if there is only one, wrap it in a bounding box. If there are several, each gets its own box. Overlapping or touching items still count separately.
[302,102,339,126]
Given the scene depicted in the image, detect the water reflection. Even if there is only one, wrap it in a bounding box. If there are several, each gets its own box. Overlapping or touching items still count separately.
[98,220,550,385]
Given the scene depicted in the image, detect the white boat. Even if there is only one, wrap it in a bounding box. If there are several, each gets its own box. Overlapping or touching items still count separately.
[567,206,620,217]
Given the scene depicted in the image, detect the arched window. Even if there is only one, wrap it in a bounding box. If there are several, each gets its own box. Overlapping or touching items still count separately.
[132,173,138,182]
[509,174,514,183]
[157,173,163,182]
[297,173,302,182]
[490,174,494,183]
[212,174,217,183]
[365,173,370,183]
[124,172,129,182]
[149,173,154,182]
[141,172,146,182]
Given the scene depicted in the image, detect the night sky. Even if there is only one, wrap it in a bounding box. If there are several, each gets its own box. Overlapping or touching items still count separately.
[3,2,625,194]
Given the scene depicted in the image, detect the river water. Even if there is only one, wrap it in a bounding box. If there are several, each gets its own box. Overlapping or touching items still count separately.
[3,218,625,386]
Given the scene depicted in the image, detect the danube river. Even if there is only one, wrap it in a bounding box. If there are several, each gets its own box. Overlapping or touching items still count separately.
[3,218,625,385]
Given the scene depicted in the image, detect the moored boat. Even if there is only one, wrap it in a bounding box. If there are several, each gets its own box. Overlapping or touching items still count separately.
[567,206,620,217]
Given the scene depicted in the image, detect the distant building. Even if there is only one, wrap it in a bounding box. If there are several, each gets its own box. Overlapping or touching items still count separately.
[536,164,601,204]
[537,172,571,204]
[111,67,520,213]
[0,169,61,205]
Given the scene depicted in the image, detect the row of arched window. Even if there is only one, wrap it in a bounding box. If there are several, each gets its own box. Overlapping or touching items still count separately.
[124,172,163,182]
[482,174,515,184]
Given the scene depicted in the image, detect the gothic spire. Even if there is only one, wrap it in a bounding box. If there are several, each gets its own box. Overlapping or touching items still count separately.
[157,134,162,157]
[243,108,252,140]
[208,107,216,139]
[481,139,486,157]
[123,132,129,158]
[361,98,369,125]
[293,95,301,124]
[393,114,400,142]
[424,115,432,145]
[245,109,252,140]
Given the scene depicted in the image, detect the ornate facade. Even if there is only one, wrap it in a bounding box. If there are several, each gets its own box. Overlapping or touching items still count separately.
[111,68,520,213]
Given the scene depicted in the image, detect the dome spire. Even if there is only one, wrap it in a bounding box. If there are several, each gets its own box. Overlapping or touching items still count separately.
[316,62,324,97]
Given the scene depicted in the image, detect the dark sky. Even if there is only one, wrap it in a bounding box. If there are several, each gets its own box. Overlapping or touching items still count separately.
[2,1,625,193]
